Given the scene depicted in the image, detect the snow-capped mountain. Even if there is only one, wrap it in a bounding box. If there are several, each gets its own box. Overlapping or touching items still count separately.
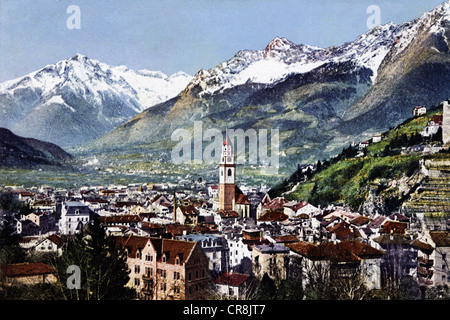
[187,1,450,97]
[0,54,192,146]
[96,0,450,169]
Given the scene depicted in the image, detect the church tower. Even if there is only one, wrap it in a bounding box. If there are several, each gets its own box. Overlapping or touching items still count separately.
[219,136,235,211]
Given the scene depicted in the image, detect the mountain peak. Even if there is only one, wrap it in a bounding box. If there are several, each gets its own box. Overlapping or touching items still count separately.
[265,37,297,53]
[69,53,88,62]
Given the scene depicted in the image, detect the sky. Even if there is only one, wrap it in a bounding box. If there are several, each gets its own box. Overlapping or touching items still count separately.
[0,0,445,82]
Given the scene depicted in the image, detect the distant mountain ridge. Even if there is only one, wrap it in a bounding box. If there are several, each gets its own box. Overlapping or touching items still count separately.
[2,1,450,172]
[0,128,73,167]
[92,1,450,170]
[0,54,192,146]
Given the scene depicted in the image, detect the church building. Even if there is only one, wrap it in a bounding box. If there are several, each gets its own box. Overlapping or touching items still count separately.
[217,136,251,218]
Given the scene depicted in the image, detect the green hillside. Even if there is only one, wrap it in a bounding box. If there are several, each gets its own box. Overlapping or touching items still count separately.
[272,104,448,215]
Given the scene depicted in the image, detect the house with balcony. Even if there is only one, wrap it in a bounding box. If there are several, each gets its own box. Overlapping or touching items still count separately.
[114,235,210,300]
[286,240,385,290]
[414,230,450,289]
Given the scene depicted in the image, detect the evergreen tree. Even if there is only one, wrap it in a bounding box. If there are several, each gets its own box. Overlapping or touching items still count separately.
[253,273,277,300]
[55,218,133,300]
[0,223,25,267]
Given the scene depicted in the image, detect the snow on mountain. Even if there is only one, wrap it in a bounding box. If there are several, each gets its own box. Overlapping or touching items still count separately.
[0,53,192,113]
[187,1,450,96]
[0,54,192,146]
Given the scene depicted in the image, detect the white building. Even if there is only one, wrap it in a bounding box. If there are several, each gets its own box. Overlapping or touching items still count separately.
[59,201,92,235]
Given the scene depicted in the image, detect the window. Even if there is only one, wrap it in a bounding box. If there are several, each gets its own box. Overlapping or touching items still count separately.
[162,255,166,263]
[134,278,140,286]
[228,169,232,176]
[134,265,140,274]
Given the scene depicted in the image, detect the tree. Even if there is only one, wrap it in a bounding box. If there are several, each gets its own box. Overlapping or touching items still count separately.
[253,273,277,300]
[0,223,25,267]
[54,218,133,300]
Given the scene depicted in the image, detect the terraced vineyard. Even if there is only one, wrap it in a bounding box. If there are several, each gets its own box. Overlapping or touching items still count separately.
[403,156,450,229]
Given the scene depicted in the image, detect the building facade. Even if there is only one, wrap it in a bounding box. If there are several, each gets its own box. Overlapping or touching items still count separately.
[219,136,235,211]
[115,235,210,300]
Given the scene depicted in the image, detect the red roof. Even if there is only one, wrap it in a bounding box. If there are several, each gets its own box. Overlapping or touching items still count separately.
[327,221,362,241]
[379,221,408,235]
[258,210,288,222]
[3,262,56,277]
[286,240,384,262]
[218,210,240,218]
[214,272,250,287]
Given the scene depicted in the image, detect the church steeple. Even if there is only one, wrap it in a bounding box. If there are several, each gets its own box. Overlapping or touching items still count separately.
[219,135,235,211]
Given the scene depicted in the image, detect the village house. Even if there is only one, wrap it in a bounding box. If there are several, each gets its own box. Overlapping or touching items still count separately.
[413,106,427,117]
[421,114,443,137]
[1,262,58,286]
[32,234,63,256]
[414,230,450,288]
[213,272,254,299]
[114,235,210,300]
[150,194,172,215]
[372,134,383,143]
[58,201,93,235]
[178,233,229,275]
[252,243,290,282]
[286,240,385,290]
[174,204,199,226]
[373,222,419,288]
[284,201,319,219]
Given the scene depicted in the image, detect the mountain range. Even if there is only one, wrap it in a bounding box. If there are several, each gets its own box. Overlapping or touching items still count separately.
[2,1,450,172]
[0,128,73,168]
[0,54,192,146]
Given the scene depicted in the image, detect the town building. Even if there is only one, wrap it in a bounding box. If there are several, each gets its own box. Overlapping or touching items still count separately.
[114,235,210,300]
[414,230,450,288]
[1,262,58,286]
[178,233,229,275]
[252,243,290,282]
[443,100,450,144]
[213,272,254,299]
[286,240,385,290]
[413,106,427,117]
[59,201,93,235]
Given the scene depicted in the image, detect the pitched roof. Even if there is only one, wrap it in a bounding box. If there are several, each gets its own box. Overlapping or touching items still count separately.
[218,210,240,218]
[368,216,387,229]
[379,221,408,235]
[3,262,56,277]
[235,193,250,205]
[47,234,62,246]
[350,215,372,226]
[99,215,142,224]
[327,221,362,241]
[115,235,150,258]
[150,238,196,265]
[272,235,299,243]
[214,272,250,287]
[178,205,199,216]
[430,231,450,247]
[258,210,288,222]
[286,240,384,262]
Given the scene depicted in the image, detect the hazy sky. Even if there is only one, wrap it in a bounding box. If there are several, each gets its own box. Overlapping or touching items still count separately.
[0,0,445,82]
